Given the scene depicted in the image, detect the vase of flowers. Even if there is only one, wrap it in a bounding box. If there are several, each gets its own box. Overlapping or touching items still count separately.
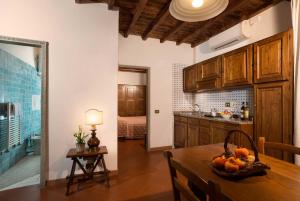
[74,126,88,152]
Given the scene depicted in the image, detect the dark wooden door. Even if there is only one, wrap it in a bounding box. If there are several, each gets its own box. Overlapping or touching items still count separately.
[254,30,291,83]
[118,84,146,116]
[197,56,221,81]
[135,86,146,116]
[199,126,211,145]
[254,82,293,161]
[183,65,197,92]
[222,45,253,87]
[174,120,188,148]
[118,85,127,116]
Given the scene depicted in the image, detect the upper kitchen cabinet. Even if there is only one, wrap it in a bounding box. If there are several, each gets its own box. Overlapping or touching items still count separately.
[183,64,198,92]
[253,30,292,83]
[222,45,253,87]
[197,56,222,91]
[197,56,221,81]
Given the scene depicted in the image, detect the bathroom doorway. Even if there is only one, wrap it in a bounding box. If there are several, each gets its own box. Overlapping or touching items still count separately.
[0,36,48,190]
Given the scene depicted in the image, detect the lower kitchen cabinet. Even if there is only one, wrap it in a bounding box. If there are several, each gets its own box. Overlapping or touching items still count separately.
[174,115,253,148]
[174,116,188,148]
[187,118,200,147]
[199,119,211,145]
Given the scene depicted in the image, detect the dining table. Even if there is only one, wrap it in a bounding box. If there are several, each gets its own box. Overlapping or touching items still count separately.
[169,143,300,201]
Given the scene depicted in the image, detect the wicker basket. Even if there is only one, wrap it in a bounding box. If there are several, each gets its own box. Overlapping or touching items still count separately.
[210,130,270,180]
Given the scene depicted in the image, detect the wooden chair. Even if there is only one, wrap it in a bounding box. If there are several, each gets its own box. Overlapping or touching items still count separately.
[258,137,300,156]
[164,151,223,201]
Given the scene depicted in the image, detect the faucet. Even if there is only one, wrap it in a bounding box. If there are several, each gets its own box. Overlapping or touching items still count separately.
[193,104,200,112]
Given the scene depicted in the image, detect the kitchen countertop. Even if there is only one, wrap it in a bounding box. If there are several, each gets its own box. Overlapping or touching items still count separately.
[174,111,253,125]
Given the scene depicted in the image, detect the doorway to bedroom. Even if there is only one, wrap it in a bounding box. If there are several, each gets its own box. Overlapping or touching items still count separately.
[117,66,148,153]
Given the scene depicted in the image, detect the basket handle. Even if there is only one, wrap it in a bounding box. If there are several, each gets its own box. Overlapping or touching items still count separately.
[224,130,259,162]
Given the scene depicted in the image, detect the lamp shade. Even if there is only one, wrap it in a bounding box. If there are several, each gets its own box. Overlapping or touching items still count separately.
[85,109,103,125]
[169,0,229,22]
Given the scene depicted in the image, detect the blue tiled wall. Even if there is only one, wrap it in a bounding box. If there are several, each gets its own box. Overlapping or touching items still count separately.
[0,49,41,142]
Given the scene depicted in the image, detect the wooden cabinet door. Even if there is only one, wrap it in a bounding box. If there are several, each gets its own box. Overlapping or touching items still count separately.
[222,45,253,87]
[198,56,221,81]
[174,121,188,148]
[254,82,293,161]
[187,118,200,147]
[254,31,291,83]
[183,65,197,92]
[118,85,127,116]
[199,126,211,145]
[126,86,136,116]
[211,122,237,144]
[135,86,146,116]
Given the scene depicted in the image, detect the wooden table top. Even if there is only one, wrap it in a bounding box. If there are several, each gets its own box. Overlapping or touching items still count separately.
[66,146,108,158]
[170,144,300,201]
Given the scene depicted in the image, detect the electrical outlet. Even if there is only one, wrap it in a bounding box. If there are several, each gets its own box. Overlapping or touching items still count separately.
[225,102,230,107]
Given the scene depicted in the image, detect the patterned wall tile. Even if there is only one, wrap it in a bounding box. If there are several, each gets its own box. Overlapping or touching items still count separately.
[172,63,194,111]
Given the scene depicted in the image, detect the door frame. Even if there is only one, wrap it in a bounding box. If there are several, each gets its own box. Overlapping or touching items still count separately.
[0,35,49,187]
[118,65,150,150]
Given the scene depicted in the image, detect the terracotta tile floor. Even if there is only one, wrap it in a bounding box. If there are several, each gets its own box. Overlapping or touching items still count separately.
[0,140,174,201]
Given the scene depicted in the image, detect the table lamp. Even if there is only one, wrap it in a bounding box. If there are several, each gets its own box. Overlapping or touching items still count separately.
[85,109,103,149]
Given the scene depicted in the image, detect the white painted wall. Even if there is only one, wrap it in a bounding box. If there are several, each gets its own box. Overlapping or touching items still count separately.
[118,71,147,85]
[119,35,193,148]
[195,1,292,62]
[0,43,40,67]
[0,0,119,180]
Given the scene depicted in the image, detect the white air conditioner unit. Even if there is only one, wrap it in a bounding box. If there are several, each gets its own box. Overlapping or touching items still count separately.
[208,20,251,51]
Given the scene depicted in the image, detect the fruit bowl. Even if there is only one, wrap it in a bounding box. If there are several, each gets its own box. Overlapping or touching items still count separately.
[220,110,232,119]
[210,130,270,180]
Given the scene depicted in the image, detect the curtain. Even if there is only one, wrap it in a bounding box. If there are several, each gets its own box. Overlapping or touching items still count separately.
[291,0,300,164]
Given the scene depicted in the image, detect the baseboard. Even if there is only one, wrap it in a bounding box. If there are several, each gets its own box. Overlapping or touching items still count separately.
[148,146,172,152]
[45,170,118,186]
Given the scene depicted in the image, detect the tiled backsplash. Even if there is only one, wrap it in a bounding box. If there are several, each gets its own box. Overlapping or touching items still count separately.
[194,89,253,115]
[172,63,253,115]
[172,63,194,111]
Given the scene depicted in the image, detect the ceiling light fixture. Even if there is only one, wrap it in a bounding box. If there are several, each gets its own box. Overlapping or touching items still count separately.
[169,0,229,22]
[192,0,204,8]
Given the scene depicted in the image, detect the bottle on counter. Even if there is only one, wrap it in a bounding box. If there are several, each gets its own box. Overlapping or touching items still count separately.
[244,102,250,120]
[240,102,245,120]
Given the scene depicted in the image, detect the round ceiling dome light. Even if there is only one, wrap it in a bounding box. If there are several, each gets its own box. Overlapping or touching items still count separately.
[169,0,229,22]
[192,0,204,8]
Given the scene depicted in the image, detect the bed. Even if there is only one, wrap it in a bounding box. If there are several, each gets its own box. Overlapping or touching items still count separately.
[118,116,147,139]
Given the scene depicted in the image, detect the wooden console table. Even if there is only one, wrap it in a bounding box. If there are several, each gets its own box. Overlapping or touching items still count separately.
[66,146,110,195]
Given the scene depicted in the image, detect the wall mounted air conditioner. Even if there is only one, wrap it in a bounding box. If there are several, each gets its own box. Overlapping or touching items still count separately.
[208,20,251,51]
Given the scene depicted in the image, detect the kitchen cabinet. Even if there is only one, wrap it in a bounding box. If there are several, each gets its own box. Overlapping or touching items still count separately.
[197,56,222,91]
[197,56,221,81]
[174,116,188,148]
[199,119,211,145]
[222,45,253,87]
[174,115,253,149]
[183,65,198,92]
[187,118,200,147]
[254,30,292,83]
[254,82,293,161]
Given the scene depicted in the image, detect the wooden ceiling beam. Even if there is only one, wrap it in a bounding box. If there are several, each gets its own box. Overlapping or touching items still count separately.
[160,21,187,43]
[125,0,148,37]
[142,0,171,40]
[108,0,117,10]
[176,0,249,46]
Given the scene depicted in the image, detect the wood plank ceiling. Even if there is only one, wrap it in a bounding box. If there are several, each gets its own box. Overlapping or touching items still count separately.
[75,0,286,47]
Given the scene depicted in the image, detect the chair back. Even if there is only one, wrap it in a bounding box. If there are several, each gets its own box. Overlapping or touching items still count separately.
[164,150,223,201]
[258,137,300,156]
